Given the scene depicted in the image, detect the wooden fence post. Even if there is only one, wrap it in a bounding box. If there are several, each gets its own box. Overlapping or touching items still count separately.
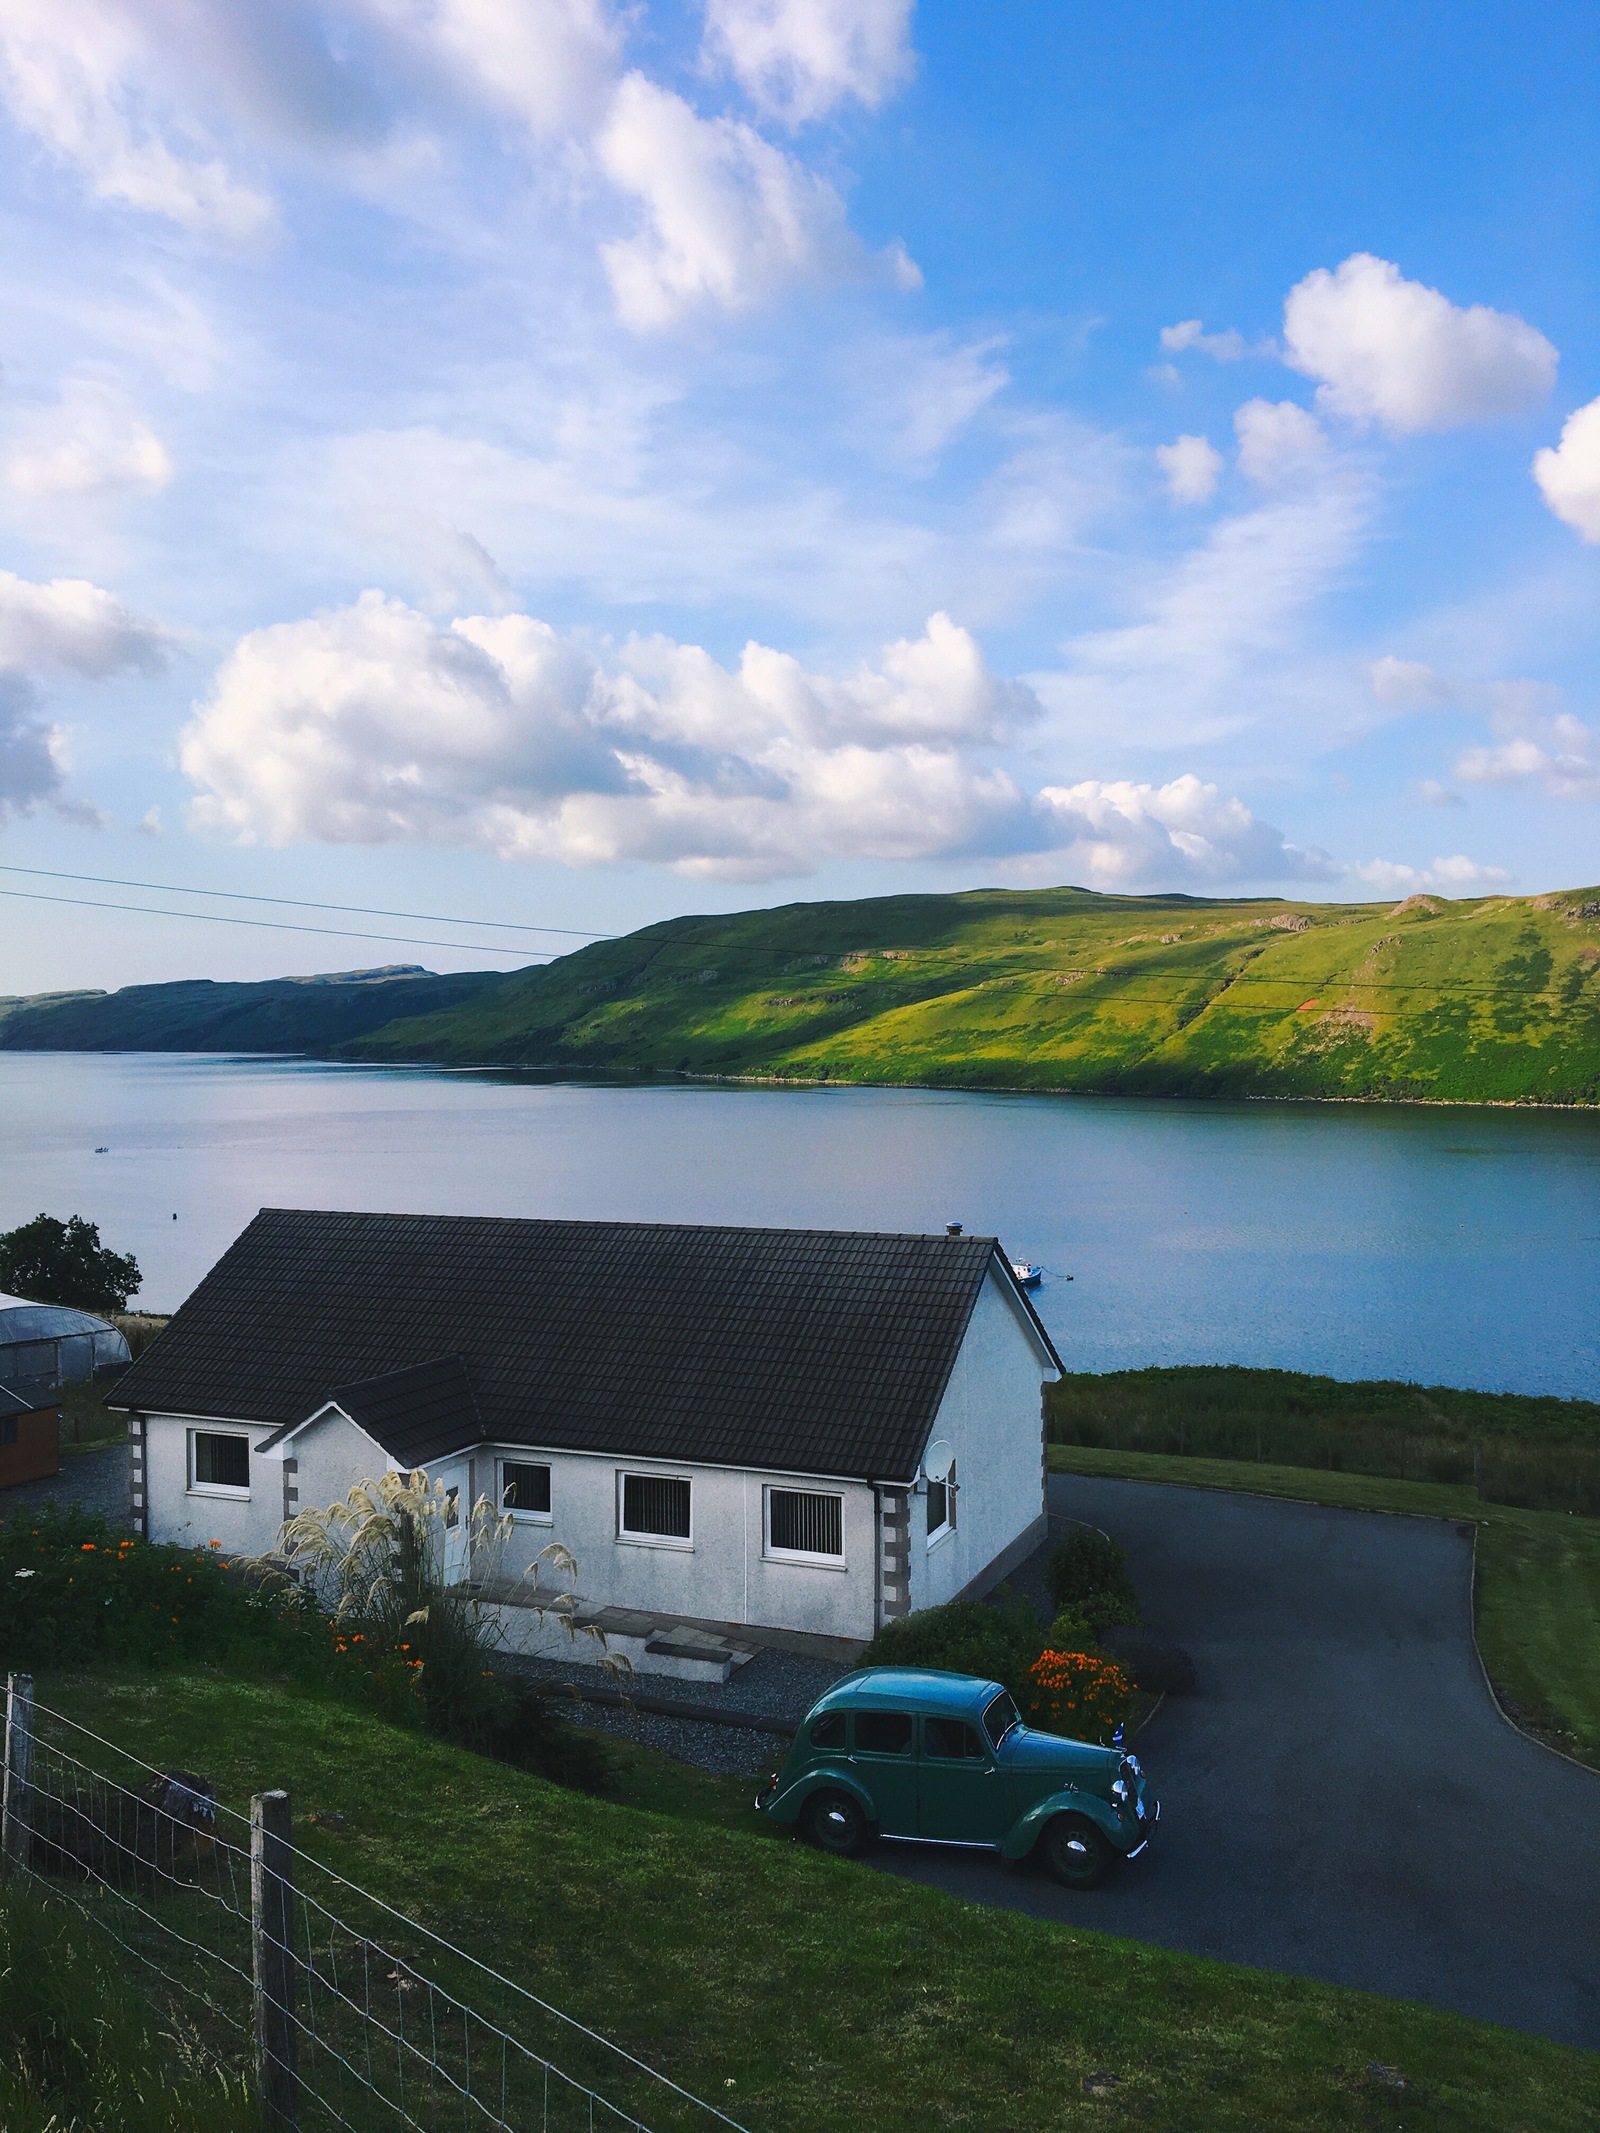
[2,1674,34,1872]
[251,1790,299,2131]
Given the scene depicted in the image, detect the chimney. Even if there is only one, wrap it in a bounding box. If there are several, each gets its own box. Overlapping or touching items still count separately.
[945,1222,963,1236]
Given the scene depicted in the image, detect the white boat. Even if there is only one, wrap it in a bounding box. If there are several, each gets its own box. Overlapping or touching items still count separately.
[1010,1260,1042,1289]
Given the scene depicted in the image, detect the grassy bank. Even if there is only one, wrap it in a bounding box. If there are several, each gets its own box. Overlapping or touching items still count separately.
[1048,1443,1600,1768]
[33,1663,1600,2132]
[1047,1366,1600,1517]
[342,880,1600,1104]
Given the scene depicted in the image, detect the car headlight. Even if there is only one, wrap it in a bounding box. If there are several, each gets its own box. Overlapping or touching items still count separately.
[1110,1777,1130,1807]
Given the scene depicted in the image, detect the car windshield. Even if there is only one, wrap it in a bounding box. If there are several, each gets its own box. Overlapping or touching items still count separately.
[983,1692,1020,1749]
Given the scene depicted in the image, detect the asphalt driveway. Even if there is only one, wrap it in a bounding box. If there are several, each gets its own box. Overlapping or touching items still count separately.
[868,1472,1600,2049]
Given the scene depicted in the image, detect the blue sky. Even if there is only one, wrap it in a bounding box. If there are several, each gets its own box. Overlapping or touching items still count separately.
[1,0,1598,991]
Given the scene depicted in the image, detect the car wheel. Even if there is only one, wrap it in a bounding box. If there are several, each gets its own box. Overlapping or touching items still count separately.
[1040,1814,1112,1889]
[803,1789,870,1858]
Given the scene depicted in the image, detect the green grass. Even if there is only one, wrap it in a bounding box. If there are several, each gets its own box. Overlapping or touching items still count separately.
[1048,1365,1600,1516]
[1048,1443,1600,1768]
[26,1663,1600,2131]
[341,880,1600,1104]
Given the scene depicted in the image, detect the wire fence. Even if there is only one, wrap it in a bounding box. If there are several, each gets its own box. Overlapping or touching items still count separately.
[2,1677,750,2133]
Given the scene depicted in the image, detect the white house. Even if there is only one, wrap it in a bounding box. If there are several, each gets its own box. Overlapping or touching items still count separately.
[112,1209,1061,1660]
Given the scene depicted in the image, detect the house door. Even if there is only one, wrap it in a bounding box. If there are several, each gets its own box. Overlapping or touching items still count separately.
[431,1461,472,1587]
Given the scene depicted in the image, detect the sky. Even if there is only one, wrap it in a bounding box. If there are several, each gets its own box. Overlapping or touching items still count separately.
[2,0,1599,993]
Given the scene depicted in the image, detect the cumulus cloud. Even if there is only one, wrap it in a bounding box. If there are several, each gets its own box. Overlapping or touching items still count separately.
[1155,433,1222,505]
[1233,398,1326,487]
[0,0,274,238]
[1282,253,1557,433]
[180,592,1037,877]
[361,0,621,137]
[1532,395,1600,542]
[5,379,173,497]
[1032,774,1335,889]
[0,567,167,823]
[1454,706,1600,802]
[597,71,913,329]
[1352,853,1514,895]
[703,0,914,125]
[1158,320,1267,363]
[1367,655,1449,707]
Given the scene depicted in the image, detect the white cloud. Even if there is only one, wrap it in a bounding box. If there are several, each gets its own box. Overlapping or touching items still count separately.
[1159,320,1263,363]
[1233,398,1326,487]
[1032,774,1335,889]
[358,0,621,138]
[1532,396,1600,543]
[5,379,173,497]
[1454,706,1600,802]
[597,71,911,329]
[137,803,163,833]
[0,0,274,238]
[1282,253,1557,434]
[0,568,169,676]
[1415,780,1462,807]
[1367,655,1449,707]
[1353,853,1514,895]
[702,0,914,125]
[847,333,1008,470]
[180,591,1035,877]
[1155,433,1222,505]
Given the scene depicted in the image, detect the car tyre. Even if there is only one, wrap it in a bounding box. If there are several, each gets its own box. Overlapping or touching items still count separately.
[803,1789,871,1858]
[1040,1814,1112,1889]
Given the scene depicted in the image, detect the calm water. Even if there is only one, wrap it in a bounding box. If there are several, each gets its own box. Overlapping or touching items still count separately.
[1,1053,1596,1399]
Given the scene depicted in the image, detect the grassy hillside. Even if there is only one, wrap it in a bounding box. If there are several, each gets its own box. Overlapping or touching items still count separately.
[0,963,503,1054]
[344,883,1600,1103]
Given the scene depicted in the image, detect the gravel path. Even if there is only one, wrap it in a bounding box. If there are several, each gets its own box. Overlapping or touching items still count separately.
[2,1442,130,1525]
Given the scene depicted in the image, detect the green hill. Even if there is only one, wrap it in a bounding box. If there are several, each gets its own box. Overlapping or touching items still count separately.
[0,963,503,1055]
[343,883,1600,1104]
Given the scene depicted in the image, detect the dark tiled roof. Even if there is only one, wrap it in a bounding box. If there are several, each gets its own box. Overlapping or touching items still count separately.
[300,1355,482,1468]
[111,1210,1060,1482]
[0,1382,55,1418]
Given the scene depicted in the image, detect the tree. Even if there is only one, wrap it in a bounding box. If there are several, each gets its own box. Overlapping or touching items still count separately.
[0,1214,141,1315]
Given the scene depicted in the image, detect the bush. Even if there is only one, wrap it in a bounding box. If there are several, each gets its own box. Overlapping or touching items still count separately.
[1023,1649,1134,1743]
[1045,1529,1141,1626]
[1044,1606,1097,1653]
[1099,1624,1196,1696]
[858,1598,1045,1702]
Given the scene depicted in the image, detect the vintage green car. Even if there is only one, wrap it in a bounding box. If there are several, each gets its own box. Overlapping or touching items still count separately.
[757,1665,1158,1888]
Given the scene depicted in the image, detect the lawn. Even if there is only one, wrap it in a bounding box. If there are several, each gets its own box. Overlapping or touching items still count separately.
[27,1662,1600,2133]
[1048,1443,1600,1769]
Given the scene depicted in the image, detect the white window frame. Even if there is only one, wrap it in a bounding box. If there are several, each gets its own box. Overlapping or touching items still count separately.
[925,1457,956,1548]
[763,1484,847,1569]
[498,1458,553,1524]
[616,1469,694,1550]
[187,1427,251,1500]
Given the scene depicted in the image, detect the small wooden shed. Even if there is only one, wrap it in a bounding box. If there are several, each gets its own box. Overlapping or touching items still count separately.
[0,1381,60,1488]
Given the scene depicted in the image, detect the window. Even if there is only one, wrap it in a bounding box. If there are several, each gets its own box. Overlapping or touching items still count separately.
[766,1487,843,1562]
[500,1462,552,1518]
[926,1458,956,1542]
[982,1693,1020,1750]
[809,1711,846,1750]
[190,1430,250,1495]
[619,1472,691,1543]
[923,1717,986,1760]
[854,1710,914,1756]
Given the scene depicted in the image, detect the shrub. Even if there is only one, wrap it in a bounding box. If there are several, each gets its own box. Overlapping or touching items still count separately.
[1024,1649,1134,1743]
[858,1598,1045,1701]
[1099,1624,1196,1696]
[1045,1529,1141,1626]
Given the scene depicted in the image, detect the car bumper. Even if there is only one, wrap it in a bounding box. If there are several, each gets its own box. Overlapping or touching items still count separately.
[1124,1798,1160,1859]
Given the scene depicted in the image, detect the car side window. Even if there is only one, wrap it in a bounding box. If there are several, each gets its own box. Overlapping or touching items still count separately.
[923,1717,986,1760]
[854,1710,914,1755]
[983,1693,1021,1749]
[809,1711,846,1751]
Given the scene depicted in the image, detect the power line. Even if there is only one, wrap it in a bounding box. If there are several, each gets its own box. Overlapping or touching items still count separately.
[0,863,617,940]
[0,886,548,960]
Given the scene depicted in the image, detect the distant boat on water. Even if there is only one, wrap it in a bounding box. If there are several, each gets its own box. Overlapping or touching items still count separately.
[1010,1260,1043,1289]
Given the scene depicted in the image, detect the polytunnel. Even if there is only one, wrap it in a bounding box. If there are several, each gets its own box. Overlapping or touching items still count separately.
[0,1294,132,1389]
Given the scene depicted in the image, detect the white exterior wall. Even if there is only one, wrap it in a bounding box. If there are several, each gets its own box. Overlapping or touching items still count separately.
[906,1267,1051,1612]
[142,1413,291,1555]
[473,1447,880,1640]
